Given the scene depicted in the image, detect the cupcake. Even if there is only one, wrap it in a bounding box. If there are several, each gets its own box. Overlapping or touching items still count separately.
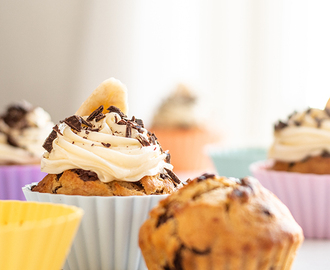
[0,100,53,200]
[250,99,330,238]
[0,200,83,270]
[23,77,183,270]
[139,173,304,270]
[149,84,219,175]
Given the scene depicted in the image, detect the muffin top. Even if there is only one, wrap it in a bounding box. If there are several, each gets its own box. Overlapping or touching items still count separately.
[269,101,330,162]
[0,101,54,165]
[151,84,201,129]
[139,174,303,269]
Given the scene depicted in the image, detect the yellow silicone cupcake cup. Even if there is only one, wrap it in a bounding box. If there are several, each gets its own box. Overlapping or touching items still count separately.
[0,200,83,270]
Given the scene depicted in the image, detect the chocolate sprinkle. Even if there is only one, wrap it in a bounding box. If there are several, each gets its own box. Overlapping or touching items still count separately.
[274,121,288,131]
[64,115,82,132]
[87,105,104,121]
[165,168,181,184]
[101,142,111,148]
[43,129,57,152]
[71,169,99,181]
[107,105,126,118]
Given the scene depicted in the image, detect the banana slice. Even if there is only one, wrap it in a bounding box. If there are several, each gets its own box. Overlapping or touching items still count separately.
[75,77,128,117]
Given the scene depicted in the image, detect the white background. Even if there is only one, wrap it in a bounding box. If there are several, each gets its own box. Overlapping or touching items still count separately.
[0,0,329,147]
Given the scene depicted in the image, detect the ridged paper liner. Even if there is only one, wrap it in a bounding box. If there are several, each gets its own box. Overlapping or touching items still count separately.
[0,200,83,270]
[0,165,46,200]
[23,184,167,270]
[250,160,330,239]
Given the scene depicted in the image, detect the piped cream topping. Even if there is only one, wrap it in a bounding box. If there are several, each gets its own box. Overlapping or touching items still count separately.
[268,107,330,162]
[41,107,173,183]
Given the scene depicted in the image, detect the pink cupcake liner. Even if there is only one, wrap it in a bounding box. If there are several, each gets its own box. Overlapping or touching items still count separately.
[250,160,330,239]
[0,165,46,200]
[23,183,167,270]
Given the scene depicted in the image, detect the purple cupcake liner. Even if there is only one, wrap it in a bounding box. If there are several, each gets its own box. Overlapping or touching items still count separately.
[0,165,46,200]
[250,160,330,239]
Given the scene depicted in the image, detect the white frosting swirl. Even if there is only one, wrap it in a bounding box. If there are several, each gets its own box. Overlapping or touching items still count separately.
[0,106,54,165]
[41,112,173,183]
[268,108,330,162]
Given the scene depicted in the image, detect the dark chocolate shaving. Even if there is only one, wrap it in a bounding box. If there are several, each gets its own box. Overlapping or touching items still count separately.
[53,124,62,136]
[274,121,288,131]
[43,129,57,152]
[165,168,181,184]
[87,105,104,121]
[80,117,93,128]
[95,114,106,122]
[64,115,82,132]
[131,116,136,122]
[7,135,19,147]
[135,118,144,128]
[126,123,132,138]
[1,103,31,129]
[71,169,99,181]
[321,150,330,158]
[196,173,216,182]
[107,105,126,118]
[137,135,151,146]
[149,133,157,145]
[165,152,171,163]
[101,142,111,148]
[117,119,127,125]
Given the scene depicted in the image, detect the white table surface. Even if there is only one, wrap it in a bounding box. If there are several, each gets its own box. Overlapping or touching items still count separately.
[293,240,330,269]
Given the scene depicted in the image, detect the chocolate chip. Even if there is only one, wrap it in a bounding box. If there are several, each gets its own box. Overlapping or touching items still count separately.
[87,105,104,121]
[173,246,184,270]
[43,129,57,152]
[72,169,99,181]
[156,212,173,228]
[107,105,126,118]
[165,168,181,185]
[64,115,82,132]
[56,172,63,181]
[196,173,215,182]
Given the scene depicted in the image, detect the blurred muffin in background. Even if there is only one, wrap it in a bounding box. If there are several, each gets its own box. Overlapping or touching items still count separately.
[149,84,220,174]
[250,98,330,238]
[0,100,53,200]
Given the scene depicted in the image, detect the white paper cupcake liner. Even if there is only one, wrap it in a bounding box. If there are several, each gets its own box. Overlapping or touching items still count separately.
[250,160,330,239]
[23,183,167,270]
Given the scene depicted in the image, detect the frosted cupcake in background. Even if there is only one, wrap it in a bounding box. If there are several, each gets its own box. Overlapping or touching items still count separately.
[149,84,220,176]
[23,77,183,270]
[250,98,330,238]
[0,101,53,200]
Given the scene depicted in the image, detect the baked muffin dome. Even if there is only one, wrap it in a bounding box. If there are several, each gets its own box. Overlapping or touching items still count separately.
[139,174,303,270]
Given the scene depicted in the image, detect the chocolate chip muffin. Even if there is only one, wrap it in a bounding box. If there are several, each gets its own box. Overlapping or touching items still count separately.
[139,174,303,270]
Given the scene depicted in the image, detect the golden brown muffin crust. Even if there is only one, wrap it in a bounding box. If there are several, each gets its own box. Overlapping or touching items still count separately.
[32,169,182,196]
[139,174,304,270]
[270,155,330,174]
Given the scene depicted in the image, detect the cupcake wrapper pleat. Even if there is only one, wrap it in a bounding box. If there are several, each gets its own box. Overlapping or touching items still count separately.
[23,184,167,270]
[250,160,330,239]
[0,165,46,200]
